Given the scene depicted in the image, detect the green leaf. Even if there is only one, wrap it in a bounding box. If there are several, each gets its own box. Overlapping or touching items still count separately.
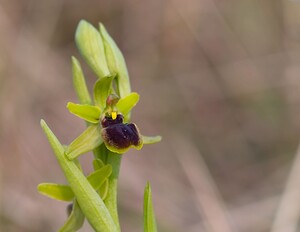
[99,23,131,98]
[38,166,112,202]
[58,201,85,232]
[87,165,112,190]
[93,158,105,170]
[37,183,74,202]
[66,125,103,160]
[142,136,162,145]
[99,179,109,200]
[116,92,139,120]
[40,120,118,232]
[143,182,157,232]
[72,56,92,105]
[92,159,110,200]
[93,76,114,110]
[67,102,101,123]
[75,20,110,78]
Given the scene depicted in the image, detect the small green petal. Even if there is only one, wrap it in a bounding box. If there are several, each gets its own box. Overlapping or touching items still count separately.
[87,165,112,191]
[116,92,139,121]
[99,23,131,98]
[72,56,92,105]
[58,201,85,232]
[67,102,101,123]
[143,182,157,232]
[66,125,103,160]
[142,136,162,145]
[93,76,115,110]
[75,20,110,78]
[37,183,74,202]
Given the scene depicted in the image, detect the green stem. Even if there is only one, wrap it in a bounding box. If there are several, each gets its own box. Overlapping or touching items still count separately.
[93,145,122,231]
[105,152,122,231]
[94,143,109,163]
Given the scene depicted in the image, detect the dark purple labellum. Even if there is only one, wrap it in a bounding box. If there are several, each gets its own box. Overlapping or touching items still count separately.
[101,114,143,153]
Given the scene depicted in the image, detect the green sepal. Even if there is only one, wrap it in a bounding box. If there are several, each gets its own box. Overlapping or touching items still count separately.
[93,76,115,110]
[67,102,101,123]
[143,182,157,232]
[142,136,162,145]
[75,20,110,78]
[40,120,118,232]
[37,183,74,202]
[116,92,139,121]
[66,125,103,160]
[72,56,92,105]
[58,201,85,232]
[99,23,131,98]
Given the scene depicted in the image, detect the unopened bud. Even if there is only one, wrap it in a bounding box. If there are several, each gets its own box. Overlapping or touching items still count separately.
[106,94,119,106]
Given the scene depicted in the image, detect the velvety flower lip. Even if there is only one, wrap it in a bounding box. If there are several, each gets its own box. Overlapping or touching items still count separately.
[101,114,143,154]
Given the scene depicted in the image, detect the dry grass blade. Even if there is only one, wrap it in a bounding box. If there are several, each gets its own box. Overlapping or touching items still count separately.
[270,143,300,232]
[171,134,235,232]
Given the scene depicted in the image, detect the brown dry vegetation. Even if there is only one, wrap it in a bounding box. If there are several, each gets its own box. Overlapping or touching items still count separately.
[0,0,300,232]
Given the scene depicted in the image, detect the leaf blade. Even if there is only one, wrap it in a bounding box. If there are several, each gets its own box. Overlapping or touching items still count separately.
[37,183,74,202]
[72,56,92,105]
[58,201,85,232]
[87,165,112,191]
[99,179,109,200]
[93,158,105,170]
[40,120,118,232]
[143,182,157,232]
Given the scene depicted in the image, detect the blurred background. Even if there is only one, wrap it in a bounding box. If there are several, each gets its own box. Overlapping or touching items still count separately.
[1,0,300,231]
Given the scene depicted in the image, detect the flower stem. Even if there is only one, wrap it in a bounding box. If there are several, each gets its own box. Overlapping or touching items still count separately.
[93,144,122,231]
[105,152,122,231]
